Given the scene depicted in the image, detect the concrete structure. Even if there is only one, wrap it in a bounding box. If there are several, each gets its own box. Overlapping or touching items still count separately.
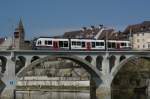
[0,50,150,98]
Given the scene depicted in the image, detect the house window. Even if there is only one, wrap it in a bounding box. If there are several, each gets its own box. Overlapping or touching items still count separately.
[45,40,48,45]
[64,41,68,47]
[143,45,145,48]
[148,42,150,48]
[137,39,139,42]
[72,41,76,45]
[47,41,52,45]
[37,40,41,45]
[142,33,144,36]
[138,45,140,48]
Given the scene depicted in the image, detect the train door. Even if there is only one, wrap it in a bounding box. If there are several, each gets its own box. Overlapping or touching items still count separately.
[117,43,120,49]
[86,42,91,50]
[53,41,59,49]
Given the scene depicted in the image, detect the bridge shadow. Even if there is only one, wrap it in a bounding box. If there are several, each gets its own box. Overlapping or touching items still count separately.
[0,79,5,94]
[111,56,150,96]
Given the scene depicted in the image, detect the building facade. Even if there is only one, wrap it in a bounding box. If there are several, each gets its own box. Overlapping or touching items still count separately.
[132,31,150,50]
[123,21,150,50]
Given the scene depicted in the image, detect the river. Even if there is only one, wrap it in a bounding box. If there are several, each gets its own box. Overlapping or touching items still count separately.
[16,91,90,99]
[15,91,150,99]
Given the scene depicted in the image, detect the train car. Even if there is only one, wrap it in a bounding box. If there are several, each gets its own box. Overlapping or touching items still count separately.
[107,40,131,50]
[71,39,105,50]
[33,37,131,51]
[33,37,69,50]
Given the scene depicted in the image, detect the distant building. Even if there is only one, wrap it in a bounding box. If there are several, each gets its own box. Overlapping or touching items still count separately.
[63,25,117,40]
[132,31,150,50]
[123,21,150,50]
[13,19,31,50]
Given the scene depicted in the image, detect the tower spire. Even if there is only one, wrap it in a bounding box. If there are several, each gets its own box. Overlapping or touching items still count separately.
[15,18,24,33]
[18,18,23,28]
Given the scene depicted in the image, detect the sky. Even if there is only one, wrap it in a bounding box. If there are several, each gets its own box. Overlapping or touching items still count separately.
[0,0,150,40]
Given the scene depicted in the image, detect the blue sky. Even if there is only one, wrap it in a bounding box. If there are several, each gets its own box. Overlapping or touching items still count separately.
[0,0,150,39]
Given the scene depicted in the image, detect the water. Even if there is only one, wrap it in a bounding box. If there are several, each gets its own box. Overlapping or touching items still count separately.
[15,91,150,99]
[16,91,90,99]
[112,92,150,99]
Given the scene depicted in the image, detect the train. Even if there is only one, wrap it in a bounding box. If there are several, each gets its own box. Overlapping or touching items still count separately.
[32,37,131,50]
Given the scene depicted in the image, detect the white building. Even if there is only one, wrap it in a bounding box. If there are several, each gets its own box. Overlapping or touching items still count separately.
[132,31,150,50]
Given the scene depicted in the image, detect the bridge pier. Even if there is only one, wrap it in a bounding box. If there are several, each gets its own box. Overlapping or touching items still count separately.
[90,74,111,99]
[96,74,112,99]
[96,81,111,99]
[1,57,16,98]
[96,83,111,95]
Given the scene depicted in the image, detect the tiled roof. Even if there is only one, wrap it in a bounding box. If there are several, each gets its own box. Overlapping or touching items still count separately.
[124,21,150,34]
[63,27,117,40]
[98,29,117,40]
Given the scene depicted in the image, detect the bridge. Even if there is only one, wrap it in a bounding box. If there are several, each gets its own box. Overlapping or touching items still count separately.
[0,50,150,98]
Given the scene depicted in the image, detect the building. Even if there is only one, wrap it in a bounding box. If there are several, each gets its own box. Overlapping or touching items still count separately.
[132,31,150,50]
[13,19,31,50]
[123,21,150,50]
[63,25,117,40]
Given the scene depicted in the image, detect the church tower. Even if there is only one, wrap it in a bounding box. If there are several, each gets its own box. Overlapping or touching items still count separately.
[14,19,25,49]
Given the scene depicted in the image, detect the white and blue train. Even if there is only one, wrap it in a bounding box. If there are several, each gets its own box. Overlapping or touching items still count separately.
[32,37,131,50]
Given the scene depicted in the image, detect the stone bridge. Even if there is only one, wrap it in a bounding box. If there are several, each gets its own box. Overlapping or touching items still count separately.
[0,50,150,98]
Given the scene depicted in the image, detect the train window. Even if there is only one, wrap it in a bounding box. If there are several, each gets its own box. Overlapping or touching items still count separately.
[59,41,63,47]
[92,42,95,48]
[108,42,111,48]
[100,42,104,46]
[47,41,52,45]
[96,42,100,46]
[45,40,48,45]
[82,42,85,47]
[148,43,150,48]
[64,41,68,47]
[112,43,115,48]
[37,40,41,45]
[72,41,76,45]
[108,42,115,48]
[77,42,81,46]
[121,43,126,46]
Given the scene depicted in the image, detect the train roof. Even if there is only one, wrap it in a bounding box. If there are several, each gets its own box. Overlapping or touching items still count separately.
[37,36,105,40]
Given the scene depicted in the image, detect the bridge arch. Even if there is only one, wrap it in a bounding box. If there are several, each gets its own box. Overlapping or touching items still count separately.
[85,56,92,63]
[15,56,26,74]
[96,55,103,71]
[0,56,7,74]
[109,55,116,72]
[119,55,126,62]
[31,56,40,63]
[111,55,150,84]
[17,55,103,86]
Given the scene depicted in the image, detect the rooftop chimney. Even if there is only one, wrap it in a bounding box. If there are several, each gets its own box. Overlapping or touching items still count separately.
[82,27,87,31]
[90,25,95,30]
[99,24,103,29]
